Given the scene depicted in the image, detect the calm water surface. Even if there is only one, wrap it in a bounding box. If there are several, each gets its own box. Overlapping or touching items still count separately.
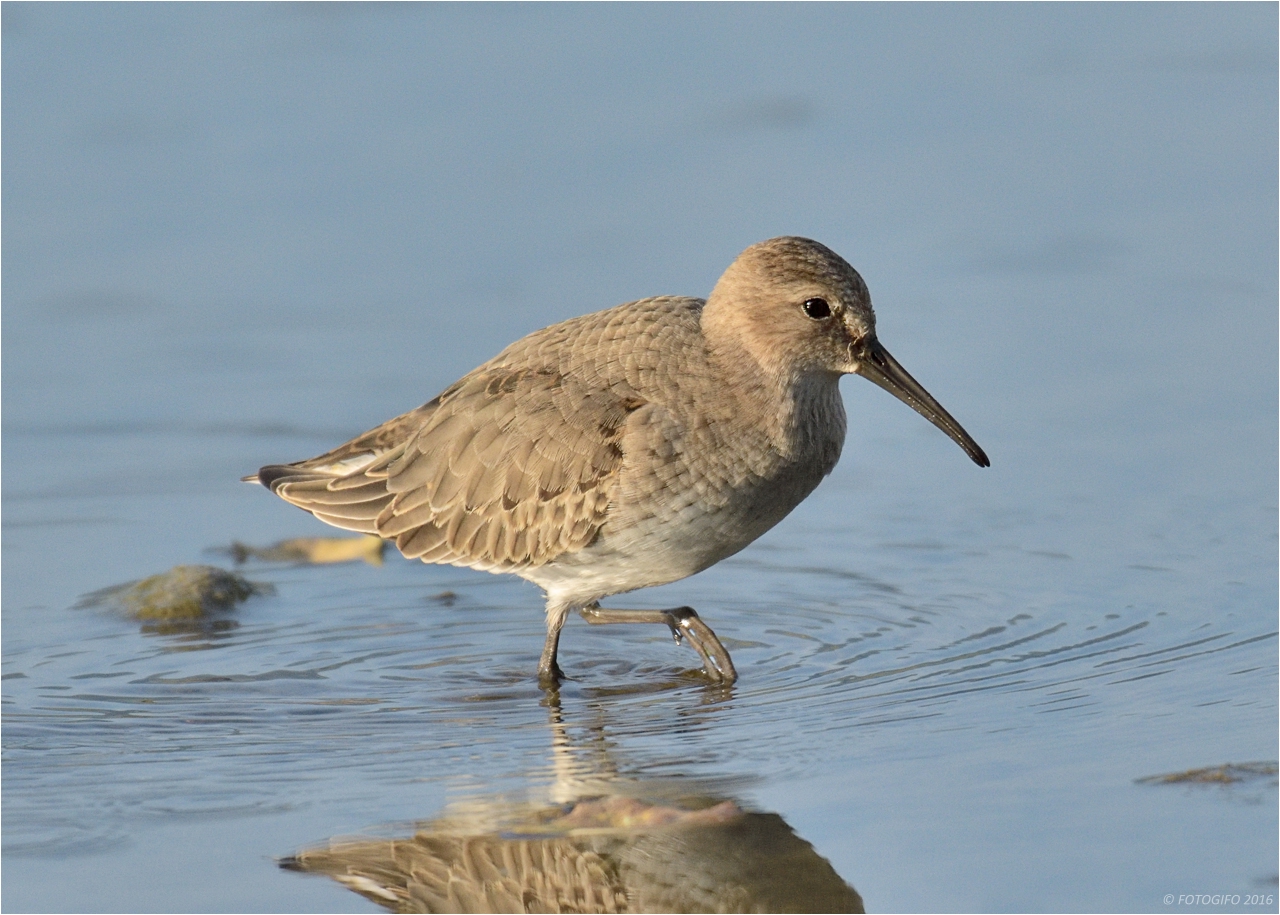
[4,5,1276,913]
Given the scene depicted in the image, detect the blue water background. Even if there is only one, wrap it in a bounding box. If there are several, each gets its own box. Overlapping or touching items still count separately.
[4,4,1276,912]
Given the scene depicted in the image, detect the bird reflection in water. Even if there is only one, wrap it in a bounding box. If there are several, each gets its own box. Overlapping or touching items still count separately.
[281,695,863,914]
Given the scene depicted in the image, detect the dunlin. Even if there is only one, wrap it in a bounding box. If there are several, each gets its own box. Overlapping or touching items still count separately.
[249,237,988,684]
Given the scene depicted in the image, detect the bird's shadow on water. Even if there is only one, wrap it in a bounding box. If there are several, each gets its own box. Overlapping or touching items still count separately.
[279,690,864,914]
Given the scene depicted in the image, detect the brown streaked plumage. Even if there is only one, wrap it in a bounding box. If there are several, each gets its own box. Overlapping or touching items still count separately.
[282,797,865,914]
[249,237,988,684]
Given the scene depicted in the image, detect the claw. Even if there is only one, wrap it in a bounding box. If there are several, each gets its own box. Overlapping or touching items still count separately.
[578,604,738,684]
[667,608,737,684]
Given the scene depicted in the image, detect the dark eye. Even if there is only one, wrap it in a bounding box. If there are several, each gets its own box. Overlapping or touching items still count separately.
[802,297,831,319]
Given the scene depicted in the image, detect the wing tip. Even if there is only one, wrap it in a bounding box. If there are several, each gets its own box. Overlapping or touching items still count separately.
[253,465,296,492]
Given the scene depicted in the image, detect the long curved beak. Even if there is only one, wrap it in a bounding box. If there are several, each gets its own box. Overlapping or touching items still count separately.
[855,338,990,467]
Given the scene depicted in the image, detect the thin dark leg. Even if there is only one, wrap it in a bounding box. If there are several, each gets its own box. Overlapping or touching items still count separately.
[538,628,565,684]
[539,601,570,685]
[578,604,738,684]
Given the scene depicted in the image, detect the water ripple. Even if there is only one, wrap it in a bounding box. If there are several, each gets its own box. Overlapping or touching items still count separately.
[4,557,1275,855]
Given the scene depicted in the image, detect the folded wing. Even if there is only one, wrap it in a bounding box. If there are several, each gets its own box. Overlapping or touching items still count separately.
[256,367,642,572]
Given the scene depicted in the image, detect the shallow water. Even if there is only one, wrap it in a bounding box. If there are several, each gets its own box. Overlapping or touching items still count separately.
[4,5,1277,913]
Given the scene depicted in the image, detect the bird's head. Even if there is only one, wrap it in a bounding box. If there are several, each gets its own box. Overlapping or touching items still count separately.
[704,236,989,467]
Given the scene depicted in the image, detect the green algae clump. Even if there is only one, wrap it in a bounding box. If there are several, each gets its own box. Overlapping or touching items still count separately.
[226,534,385,566]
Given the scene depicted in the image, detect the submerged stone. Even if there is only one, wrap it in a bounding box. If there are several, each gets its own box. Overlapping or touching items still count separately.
[80,564,266,620]
[1137,762,1278,786]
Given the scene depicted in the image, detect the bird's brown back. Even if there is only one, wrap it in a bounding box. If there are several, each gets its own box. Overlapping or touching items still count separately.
[257,296,710,573]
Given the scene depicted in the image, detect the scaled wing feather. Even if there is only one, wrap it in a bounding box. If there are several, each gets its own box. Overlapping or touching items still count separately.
[259,366,642,572]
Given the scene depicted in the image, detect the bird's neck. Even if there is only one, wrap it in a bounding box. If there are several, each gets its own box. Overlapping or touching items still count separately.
[705,331,846,466]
